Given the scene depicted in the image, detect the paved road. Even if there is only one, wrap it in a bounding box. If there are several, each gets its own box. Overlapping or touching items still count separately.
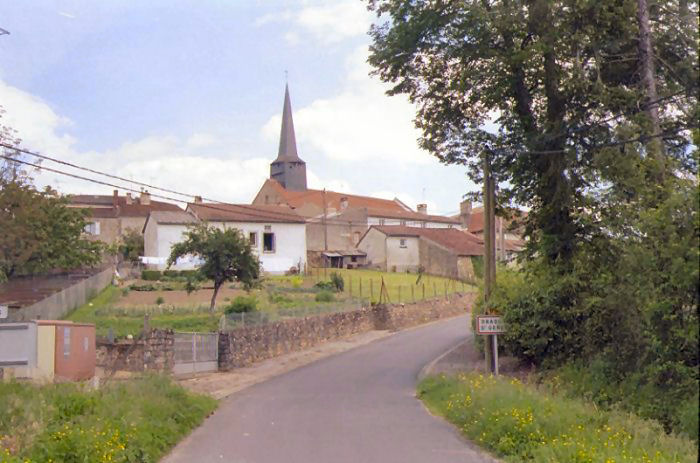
[164,315,495,463]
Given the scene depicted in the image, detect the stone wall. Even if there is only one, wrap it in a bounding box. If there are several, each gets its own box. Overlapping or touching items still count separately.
[96,329,174,372]
[219,292,474,370]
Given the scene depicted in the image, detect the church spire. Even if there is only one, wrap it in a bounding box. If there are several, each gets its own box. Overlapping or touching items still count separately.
[275,84,301,162]
[269,83,307,191]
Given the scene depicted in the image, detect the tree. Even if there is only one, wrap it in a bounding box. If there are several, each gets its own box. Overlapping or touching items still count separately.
[167,224,260,310]
[117,228,144,264]
[0,181,103,282]
[366,0,697,264]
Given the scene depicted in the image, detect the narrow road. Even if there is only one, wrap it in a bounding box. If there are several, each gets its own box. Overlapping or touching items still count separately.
[164,315,494,463]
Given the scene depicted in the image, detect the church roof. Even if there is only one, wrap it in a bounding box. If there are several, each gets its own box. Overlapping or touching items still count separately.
[273,84,304,164]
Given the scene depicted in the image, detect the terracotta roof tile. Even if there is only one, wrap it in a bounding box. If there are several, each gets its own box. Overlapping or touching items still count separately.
[370,226,484,256]
[69,194,182,217]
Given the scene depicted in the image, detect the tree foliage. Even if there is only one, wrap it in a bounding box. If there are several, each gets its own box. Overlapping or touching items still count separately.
[167,224,260,310]
[367,0,698,263]
[0,181,104,282]
[117,228,144,264]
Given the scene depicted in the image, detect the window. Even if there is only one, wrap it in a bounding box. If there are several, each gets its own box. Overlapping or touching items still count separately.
[83,221,100,235]
[249,232,258,246]
[263,232,275,253]
[400,220,406,226]
[378,219,385,225]
[351,256,357,263]
[399,238,407,248]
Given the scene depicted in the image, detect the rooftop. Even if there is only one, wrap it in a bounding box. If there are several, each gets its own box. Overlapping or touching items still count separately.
[187,202,306,224]
[368,226,484,256]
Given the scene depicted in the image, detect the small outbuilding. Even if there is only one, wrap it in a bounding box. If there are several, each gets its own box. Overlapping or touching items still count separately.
[357,226,484,280]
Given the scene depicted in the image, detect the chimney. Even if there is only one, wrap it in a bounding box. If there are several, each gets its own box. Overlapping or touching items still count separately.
[340,197,348,211]
[125,192,133,205]
[460,200,472,229]
[140,190,151,205]
[194,195,203,204]
[112,190,118,207]
[417,203,428,214]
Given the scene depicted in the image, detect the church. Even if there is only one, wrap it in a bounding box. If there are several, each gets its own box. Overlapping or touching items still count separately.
[252,85,462,268]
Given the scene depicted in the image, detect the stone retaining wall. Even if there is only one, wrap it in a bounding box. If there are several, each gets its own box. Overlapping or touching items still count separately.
[96,329,174,372]
[218,292,474,370]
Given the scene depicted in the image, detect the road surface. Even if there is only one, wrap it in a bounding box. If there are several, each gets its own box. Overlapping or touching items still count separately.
[164,315,496,463]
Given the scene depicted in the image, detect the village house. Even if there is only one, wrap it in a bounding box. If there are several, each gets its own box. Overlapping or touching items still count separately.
[456,200,526,261]
[357,226,484,280]
[251,84,460,267]
[68,190,182,245]
[142,202,307,274]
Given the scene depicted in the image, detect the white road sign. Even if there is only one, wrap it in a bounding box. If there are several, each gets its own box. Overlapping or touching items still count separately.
[476,315,506,334]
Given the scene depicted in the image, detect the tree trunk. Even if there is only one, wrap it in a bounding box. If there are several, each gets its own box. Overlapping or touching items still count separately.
[210,281,222,312]
[637,0,666,176]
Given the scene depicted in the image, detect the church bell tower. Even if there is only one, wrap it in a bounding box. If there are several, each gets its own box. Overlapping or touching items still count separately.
[270,84,307,191]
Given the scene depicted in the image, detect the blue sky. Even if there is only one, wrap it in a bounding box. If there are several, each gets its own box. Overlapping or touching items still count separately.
[0,0,476,215]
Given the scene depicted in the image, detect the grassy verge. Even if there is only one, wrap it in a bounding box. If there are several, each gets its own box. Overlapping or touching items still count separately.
[418,373,697,463]
[0,375,217,463]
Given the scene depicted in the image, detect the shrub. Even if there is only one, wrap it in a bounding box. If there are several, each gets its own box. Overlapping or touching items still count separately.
[155,296,165,305]
[315,290,335,302]
[224,296,257,314]
[290,276,304,288]
[330,272,344,292]
[314,281,335,292]
[141,270,161,281]
[128,283,157,292]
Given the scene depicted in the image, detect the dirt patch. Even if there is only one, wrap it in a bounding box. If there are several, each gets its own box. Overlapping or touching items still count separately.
[117,285,247,307]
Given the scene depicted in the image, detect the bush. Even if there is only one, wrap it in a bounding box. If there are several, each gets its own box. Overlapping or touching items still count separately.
[128,283,157,292]
[330,272,344,291]
[315,290,335,302]
[141,270,161,281]
[314,280,336,292]
[224,296,257,314]
[155,296,165,305]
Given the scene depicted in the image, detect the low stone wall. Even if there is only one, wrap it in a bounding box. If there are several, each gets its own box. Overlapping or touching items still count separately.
[96,329,174,373]
[219,292,474,370]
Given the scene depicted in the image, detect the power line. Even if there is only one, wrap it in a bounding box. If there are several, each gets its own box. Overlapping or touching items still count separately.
[0,142,223,203]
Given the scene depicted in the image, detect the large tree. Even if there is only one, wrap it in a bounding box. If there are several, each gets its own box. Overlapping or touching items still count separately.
[167,224,260,310]
[0,181,104,282]
[366,0,698,264]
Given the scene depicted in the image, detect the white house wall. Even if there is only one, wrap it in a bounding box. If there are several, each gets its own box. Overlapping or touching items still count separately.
[211,221,307,274]
[157,224,198,270]
[386,236,420,272]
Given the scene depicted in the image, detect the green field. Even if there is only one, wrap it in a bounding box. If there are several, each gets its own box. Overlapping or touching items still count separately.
[66,269,476,337]
[0,375,217,463]
[419,373,697,463]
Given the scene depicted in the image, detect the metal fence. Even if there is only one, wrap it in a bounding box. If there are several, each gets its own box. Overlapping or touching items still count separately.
[172,332,219,376]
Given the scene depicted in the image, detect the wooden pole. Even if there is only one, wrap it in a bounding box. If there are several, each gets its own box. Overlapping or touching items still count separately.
[370,279,374,303]
[422,283,425,300]
[411,285,415,303]
[359,278,363,299]
[398,285,401,304]
[349,275,352,297]
[483,152,497,374]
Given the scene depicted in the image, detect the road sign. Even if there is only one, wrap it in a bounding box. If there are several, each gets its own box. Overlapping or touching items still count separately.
[476,315,506,335]
[0,305,7,319]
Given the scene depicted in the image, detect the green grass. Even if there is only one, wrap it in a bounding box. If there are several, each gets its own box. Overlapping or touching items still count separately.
[418,373,697,463]
[307,268,476,304]
[0,375,217,463]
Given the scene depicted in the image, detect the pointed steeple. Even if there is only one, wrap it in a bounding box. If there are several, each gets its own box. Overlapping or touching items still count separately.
[270,84,307,191]
[275,84,302,162]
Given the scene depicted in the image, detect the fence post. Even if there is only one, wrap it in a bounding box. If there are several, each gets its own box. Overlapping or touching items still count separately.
[411,285,415,303]
[422,283,425,300]
[359,278,363,299]
[370,279,374,303]
[433,282,437,298]
[349,275,352,297]
[398,285,401,304]
[444,281,447,299]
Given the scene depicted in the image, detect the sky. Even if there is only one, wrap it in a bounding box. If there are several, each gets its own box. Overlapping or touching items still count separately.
[0,0,477,215]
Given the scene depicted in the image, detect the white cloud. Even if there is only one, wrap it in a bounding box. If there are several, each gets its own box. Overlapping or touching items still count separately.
[0,80,269,204]
[262,44,432,166]
[256,0,371,45]
[306,169,353,193]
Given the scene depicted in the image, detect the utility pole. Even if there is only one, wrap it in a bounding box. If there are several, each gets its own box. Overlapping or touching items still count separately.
[322,188,328,252]
[482,152,497,374]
